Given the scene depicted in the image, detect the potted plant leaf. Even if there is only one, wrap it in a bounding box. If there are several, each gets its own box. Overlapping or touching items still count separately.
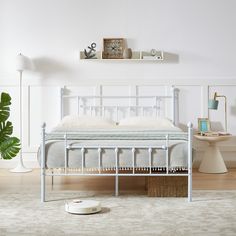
[0,92,20,160]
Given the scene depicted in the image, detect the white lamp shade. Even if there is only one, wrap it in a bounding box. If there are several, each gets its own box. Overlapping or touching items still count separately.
[16,53,32,71]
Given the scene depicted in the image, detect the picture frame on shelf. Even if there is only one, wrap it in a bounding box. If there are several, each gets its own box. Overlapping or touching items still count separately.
[102,38,125,59]
[198,118,210,133]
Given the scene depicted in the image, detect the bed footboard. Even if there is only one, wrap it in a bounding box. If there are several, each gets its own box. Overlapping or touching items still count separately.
[40,123,193,203]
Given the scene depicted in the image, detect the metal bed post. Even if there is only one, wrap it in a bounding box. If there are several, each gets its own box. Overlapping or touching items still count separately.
[155,97,158,117]
[41,123,46,203]
[115,106,118,122]
[60,87,64,120]
[132,148,136,174]
[51,169,54,189]
[166,135,169,174]
[81,148,85,174]
[64,133,68,174]
[172,87,180,126]
[77,97,80,115]
[115,147,119,196]
[187,122,193,202]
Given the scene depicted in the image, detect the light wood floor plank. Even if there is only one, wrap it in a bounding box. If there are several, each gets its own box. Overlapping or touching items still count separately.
[1,168,236,192]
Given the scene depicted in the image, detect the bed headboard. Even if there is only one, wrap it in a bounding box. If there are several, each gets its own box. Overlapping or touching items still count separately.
[60,86,180,126]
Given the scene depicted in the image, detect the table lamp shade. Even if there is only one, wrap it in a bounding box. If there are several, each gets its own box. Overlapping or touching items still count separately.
[16,53,32,71]
[208,99,219,110]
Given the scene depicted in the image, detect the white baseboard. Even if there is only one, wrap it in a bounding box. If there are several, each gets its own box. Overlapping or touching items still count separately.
[0,153,39,169]
[0,160,39,169]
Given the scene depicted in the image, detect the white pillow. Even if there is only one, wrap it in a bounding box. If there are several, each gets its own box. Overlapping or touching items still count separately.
[118,116,179,130]
[52,115,116,131]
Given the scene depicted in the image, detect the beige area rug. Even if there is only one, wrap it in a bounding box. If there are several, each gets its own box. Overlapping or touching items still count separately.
[0,190,236,236]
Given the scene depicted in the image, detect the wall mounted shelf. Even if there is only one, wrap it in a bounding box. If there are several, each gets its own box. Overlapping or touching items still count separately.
[80,51,164,61]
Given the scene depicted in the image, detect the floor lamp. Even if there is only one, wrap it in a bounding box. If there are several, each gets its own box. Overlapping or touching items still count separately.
[10,53,32,173]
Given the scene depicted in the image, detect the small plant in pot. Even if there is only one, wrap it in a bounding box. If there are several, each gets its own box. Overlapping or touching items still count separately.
[0,92,20,160]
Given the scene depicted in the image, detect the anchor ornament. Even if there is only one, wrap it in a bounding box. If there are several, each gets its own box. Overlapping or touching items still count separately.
[84,42,97,59]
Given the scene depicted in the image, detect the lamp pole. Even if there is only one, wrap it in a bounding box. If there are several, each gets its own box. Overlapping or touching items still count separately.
[215,93,227,132]
[220,95,227,132]
[10,54,32,173]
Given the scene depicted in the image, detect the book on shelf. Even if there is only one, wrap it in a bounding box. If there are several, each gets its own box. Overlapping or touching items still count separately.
[197,132,231,136]
[142,56,163,60]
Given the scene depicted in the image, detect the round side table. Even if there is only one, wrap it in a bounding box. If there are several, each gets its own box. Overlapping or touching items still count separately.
[194,134,231,174]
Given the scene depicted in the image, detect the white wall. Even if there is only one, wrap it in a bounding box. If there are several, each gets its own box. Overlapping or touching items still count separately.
[0,0,236,168]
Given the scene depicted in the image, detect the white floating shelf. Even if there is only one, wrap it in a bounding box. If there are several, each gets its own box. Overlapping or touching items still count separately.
[80,51,164,61]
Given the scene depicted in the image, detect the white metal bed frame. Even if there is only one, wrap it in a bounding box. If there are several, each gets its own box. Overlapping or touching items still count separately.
[40,87,193,202]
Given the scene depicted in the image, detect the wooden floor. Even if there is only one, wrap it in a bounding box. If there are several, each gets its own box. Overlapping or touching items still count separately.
[0,168,236,193]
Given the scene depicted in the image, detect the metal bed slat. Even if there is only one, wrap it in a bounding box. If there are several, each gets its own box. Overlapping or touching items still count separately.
[81,148,85,174]
[155,97,158,117]
[115,106,118,122]
[98,147,102,174]
[166,134,169,174]
[149,148,152,174]
[132,148,135,174]
[77,97,80,115]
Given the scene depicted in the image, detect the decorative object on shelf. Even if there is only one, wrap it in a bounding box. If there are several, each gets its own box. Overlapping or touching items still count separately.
[84,42,97,59]
[142,50,164,60]
[208,92,227,132]
[103,38,125,59]
[123,48,132,59]
[10,53,33,173]
[151,49,157,56]
[0,92,20,160]
[198,118,210,133]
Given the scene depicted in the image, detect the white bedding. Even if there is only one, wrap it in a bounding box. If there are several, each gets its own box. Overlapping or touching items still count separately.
[118,116,176,129]
[39,116,188,170]
[52,115,116,131]
[51,115,181,132]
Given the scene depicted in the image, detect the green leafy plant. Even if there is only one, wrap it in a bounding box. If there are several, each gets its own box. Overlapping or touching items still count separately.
[0,92,20,159]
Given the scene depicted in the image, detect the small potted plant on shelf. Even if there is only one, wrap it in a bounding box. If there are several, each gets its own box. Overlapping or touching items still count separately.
[0,92,20,160]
